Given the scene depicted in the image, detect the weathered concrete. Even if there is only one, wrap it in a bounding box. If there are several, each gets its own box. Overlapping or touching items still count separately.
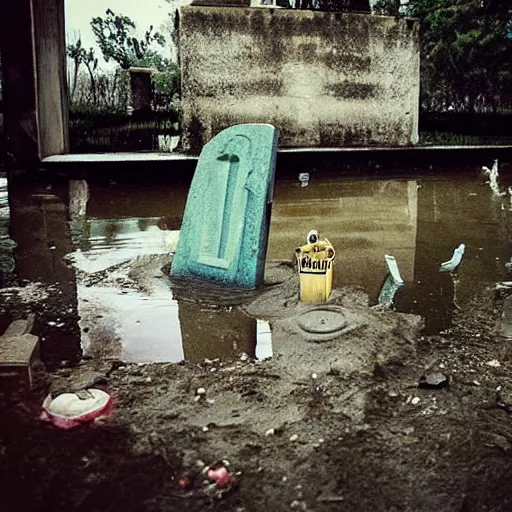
[0,315,39,388]
[179,7,420,153]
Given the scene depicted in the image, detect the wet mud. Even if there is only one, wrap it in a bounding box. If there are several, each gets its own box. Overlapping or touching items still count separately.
[2,261,512,511]
[3,167,512,511]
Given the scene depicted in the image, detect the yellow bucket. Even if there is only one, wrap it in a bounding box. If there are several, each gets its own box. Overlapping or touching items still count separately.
[295,235,335,303]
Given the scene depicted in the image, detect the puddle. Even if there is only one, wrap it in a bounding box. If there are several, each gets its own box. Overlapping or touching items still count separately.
[1,167,512,366]
[0,176,15,287]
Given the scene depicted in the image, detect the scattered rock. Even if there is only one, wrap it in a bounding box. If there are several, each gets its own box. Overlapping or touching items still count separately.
[497,387,512,413]
[418,372,449,389]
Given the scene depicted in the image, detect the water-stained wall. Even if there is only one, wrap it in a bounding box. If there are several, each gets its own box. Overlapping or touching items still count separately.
[179,7,420,153]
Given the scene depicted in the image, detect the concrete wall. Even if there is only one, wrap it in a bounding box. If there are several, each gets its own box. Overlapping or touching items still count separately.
[179,7,420,153]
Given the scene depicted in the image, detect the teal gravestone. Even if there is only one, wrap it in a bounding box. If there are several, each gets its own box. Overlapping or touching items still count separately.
[171,124,278,288]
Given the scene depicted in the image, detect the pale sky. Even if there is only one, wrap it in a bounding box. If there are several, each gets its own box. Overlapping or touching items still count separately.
[65,0,184,67]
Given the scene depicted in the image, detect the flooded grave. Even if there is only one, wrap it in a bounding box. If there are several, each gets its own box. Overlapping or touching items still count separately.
[1,166,512,368]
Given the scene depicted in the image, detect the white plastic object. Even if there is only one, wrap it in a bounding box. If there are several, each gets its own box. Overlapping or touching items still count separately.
[41,388,113,430]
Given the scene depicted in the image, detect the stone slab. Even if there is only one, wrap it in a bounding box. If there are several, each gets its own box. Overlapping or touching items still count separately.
[3,314,35,338]
[171,123,278,288]
[0,318,40,387]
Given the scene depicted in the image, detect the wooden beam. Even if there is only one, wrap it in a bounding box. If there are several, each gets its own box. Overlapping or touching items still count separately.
[32,0,69,157]
[0,0,68,166]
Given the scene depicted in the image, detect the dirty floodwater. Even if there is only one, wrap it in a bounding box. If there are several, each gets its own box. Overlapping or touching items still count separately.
[4,165,512,511]
[2,169,512,365]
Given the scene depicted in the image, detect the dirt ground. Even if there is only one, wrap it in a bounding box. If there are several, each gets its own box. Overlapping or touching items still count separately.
[2,257,512,512]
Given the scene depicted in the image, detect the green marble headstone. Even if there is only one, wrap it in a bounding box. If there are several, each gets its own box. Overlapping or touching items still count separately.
[171,124,278,288]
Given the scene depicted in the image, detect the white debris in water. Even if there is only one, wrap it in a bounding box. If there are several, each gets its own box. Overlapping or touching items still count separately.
[196,387,206,395]
[265,428,275,436]
[298,173,310,187]
[411,397,421,406]
[289,434,299,442]
[66,227,179,274]
[311,373,318,379]
[486,359,501,367]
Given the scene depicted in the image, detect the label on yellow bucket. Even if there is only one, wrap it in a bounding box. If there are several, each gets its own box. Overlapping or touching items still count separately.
[298,255,332,274]
[296,238,335,303]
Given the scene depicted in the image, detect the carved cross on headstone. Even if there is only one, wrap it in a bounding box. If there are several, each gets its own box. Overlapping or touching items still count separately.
[171,124,278,288]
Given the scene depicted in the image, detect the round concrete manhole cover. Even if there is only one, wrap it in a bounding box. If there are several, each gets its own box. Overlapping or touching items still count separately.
[297,305,348,336]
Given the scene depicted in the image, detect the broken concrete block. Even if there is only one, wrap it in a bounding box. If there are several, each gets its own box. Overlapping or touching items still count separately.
[0,315,40,388]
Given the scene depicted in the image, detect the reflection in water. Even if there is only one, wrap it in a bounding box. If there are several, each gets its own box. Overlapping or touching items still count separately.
[268,174,512,334]
[0,176,16,286]
[68,181,264,363]
[6,178,81,367]
[71,217,179,273]
[79,284,184,363]
[395,176,511,333]
[2,170,512,365]
[377,274,404,308]
[178,302,257,363]
[256,320,273,360]
[268,179,418,296]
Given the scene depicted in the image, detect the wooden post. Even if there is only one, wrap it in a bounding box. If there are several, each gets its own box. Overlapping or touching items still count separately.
[0,0,69,167]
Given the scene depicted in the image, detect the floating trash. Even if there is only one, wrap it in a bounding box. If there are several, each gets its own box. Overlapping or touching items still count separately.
[298,173,310,187]
[482,159,506,197]
[384,254,404,285]
[439,244,465,272]
[377,273,404,308]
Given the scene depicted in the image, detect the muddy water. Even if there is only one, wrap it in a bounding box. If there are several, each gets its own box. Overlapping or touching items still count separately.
[0,168,511,366]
